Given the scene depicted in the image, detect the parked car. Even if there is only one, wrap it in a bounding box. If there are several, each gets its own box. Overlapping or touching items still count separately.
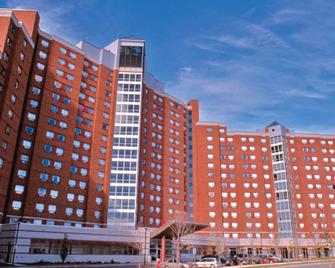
[201,255,221,263]
[200,255,235,266]
[258,254,273,264]
[190,257,219,268]
[160,258,190,268]
[219,256,235,266]
[231,254,249,265]
[272,255,284,262]
[268,254,283,263]
[242,255,261,265]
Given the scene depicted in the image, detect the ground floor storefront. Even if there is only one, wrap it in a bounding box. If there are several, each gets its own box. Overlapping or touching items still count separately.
[0,223,334,265]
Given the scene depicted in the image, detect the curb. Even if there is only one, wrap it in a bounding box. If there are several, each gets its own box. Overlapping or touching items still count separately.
[233,258,335,268]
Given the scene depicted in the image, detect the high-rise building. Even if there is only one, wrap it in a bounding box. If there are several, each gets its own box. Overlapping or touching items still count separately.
[1,8,335,262]
[0,9,119,226]
[192,120,335,249]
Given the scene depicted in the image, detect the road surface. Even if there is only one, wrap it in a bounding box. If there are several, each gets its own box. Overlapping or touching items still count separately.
[271,262,335,268]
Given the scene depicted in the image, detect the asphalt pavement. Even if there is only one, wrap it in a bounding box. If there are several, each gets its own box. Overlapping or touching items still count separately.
[269,262,335,268]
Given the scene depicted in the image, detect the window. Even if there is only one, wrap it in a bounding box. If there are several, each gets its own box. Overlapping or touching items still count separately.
[27,112,37,121]
[36,203,44,212]
[11,94,16,104]
[48,118,56,126]
[57,134,65,142]
[17,169,27,179]
[20,154,29,164]
[41,39,49,48]
[79,181,87,189]
[57,58,66,65]
[68,63,75,70]
[60,47,67,54]
[12,201,22,210]
[48,205,56,213]
[67,193,75,201]
[68,180,76,188]
[37,62,45,70]
[50,190,59,199]
[42,158,51,167]
[56,69,64,77]
[46,131,54,139]
[51,175,60,184]
[38,187,47,197]
[58,121,66,129]
[80,168,87,176]
[44,144,53,153]
[71,166,78,174]
[50,104,58,113]
[39,51,47,59]
[54,81,62,89]
[78,195,85,203]
[30,99,39,108]
[14,185,24,194]
[97,184,102,192]
[8,109,13,119]
[55,148,64,156]
[61,109,69,117]
[95,211,101,218]
[96,197,103,205]
[66,207,73,216]
[76,209,83,217]
[69,52,76,59]
[40,173,48,182]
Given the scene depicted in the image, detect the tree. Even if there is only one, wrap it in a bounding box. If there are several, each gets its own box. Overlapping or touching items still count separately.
[60,234,69,263]
[169,211,196,261]
[321,224,335,258]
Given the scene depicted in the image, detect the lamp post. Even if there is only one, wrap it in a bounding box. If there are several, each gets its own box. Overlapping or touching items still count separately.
[144,227,148,266]
[12,222,20,264]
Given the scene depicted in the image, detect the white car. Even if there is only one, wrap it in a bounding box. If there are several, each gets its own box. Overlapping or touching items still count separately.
[190,257,219,268]
[160,258,190,268]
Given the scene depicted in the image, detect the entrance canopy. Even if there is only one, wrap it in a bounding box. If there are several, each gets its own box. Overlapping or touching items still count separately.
[150,220,208,240]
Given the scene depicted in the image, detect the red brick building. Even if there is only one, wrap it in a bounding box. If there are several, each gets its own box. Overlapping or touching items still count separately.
[1,8,335,259]
[0,9,118,227]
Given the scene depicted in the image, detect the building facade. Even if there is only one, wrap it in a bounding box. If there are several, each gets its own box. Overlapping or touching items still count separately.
[192,120,335,257]
[1,8,335,261]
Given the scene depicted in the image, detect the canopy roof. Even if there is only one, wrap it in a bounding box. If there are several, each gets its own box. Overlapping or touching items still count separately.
[150,220,208,240]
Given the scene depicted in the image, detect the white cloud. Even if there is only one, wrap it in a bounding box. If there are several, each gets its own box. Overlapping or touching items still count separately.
[195,22,291,54]
[5,0,78,43]
[176,0,335,131]
[270,9,307,24]
[211,35,254,49]
[246,24,290,49]
[285,89,327,99]
[167,64,282,124]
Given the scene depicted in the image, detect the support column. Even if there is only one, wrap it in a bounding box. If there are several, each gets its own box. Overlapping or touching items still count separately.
[176,236,181,261]
[160,236,166,262]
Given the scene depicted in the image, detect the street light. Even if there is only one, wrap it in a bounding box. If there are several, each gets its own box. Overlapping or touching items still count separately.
[144,227,148,266]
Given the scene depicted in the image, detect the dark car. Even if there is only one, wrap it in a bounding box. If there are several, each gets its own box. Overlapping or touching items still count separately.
[231,254,249,265]
[220,256,235,266]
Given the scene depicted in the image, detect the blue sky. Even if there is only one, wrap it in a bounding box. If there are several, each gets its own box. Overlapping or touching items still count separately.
[4,0,335,133]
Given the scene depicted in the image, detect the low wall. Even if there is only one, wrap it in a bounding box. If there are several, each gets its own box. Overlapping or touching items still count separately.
[15,254,146,264]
